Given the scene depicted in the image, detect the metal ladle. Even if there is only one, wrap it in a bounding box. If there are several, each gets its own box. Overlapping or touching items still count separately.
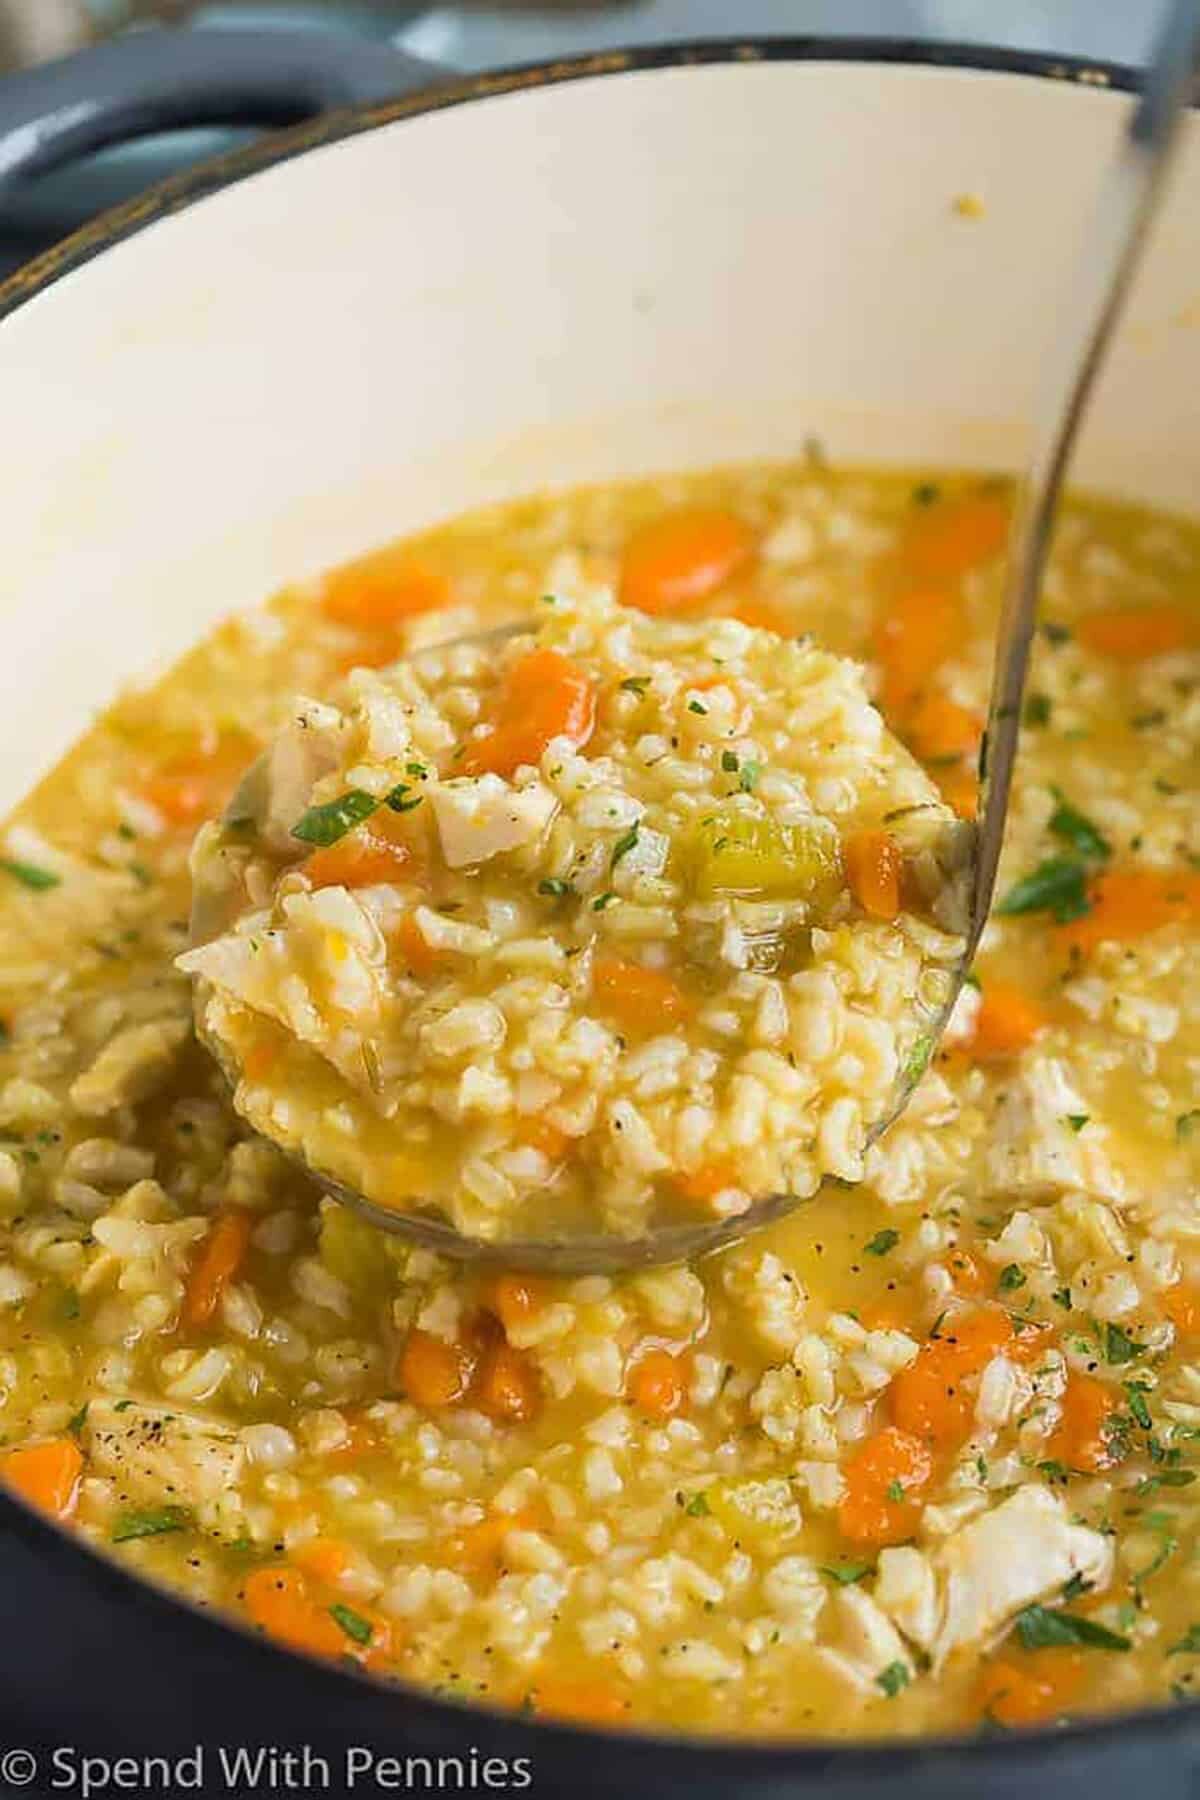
[190,0,1200,1272]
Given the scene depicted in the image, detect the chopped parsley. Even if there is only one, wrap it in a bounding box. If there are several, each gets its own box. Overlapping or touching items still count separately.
[1048,790,1110,862]
[1064,1113,1090,1133]
[683,1491,711,1518]
[865,1228,900,1257]
[1177,1111,1200,1143]
[738,759,761,794]
[1124,1383,1153,1430]
[1014,1604,1130,1653]
[997,1264,1026,1293]
[111,1506,192,1544]
[1051,1286,1073,1311]
[0,857,60,891]
[1023,693,1052,728]
[885,1480,905,1503]
[1168,1625,1200,1656]
[619,676,650,697]
[996,857,1090,923]
[687,699,708,716]
[329,1603,374,1647]
[537,878,572,898]
[721,750,739,773]
[591,891,618,912]
[1041,621,1072,646]
[66,1403,89,1438]
[290,789,378,847]
[610,824,640,871]
[902,1033,934,1085]
[820,1560,873,1585]
[384,783,423,814]
[876,1661,910,1698]
[1102,1322,1143,1366]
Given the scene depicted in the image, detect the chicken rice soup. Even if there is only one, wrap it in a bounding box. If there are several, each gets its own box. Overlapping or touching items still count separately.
[0,463,1198,1738]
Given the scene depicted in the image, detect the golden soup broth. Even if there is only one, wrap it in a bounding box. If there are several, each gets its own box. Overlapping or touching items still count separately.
[0,463,1197,1738]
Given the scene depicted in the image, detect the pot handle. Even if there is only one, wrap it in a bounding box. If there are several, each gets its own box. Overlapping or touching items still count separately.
[0,26,442,189]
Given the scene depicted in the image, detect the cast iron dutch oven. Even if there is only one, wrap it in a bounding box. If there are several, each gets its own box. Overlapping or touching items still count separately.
[1,24,1199,1799]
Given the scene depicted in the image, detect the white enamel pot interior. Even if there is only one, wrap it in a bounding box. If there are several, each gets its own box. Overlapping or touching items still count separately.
[1,49,1198,812]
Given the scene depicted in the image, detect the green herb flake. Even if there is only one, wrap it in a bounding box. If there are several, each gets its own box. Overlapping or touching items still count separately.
[1177,1111,1200,1143]
[1125,1384,1153,1431]
[537,878,572,898]
[876,1661,911,1698]
[1103,1322,1143,1366]
[610,824,640,871]
[66,1403,89,1438]
[885,1480,905,1503]
[1041,621,1072,646]
[1048,790,1111,862]
[59,1288,81,1322]
[865,1229,900,1257]
[1168,1625,1200,1656]
[738,759,761,794]
[384,784,424,814]
[290,789,378,847]
[687,699,708,716]
[997,1264,1026,1293]
[902,1033,934,1085]
[912,482,940,507]
[1024,693,1052,728]
[619,677,650,697]
[1014,1604,1130,1653]
[683,1491,711,1518]
[996,857,1090,923]
[1064,1114,1090,1134]
[0,857,60,892]
[329,1603,374,1647]
[721,750,739,773]
[820,1561,873,1586]
[591,891,618,912]
[1051,1286,1073,1311]
[111,1506,192,1544]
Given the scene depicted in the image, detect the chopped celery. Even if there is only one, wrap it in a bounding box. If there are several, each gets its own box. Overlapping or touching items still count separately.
[318,1200,392,1297]
[686,808,843,905]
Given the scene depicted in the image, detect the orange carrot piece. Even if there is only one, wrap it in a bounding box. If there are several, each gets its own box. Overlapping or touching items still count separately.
[393,910,439,977]
[303,805,416,890]
[462,648,596,778]
[974,1651,1084,1728]
[1077,604,1197,661]
[527,1680,632,1725]
[591,957,690,1032]
[1164,1282,1200,1334]
[241,1035,282,1083]
[904,693,982,762]
[396,1328,477,1409]
[627,1347,691,1419]
[321,547,451,633]
[519,1118,571,1163]
[444,1505,548,1571]
[837,1425,932,1547]
[243,1566,391,1664]
[844,830,903,922]
[970,983,1048,1060]
[182,1208,253,1330]
[486,1273,548,1334]
[1058,868,1200,955]
[889,1308,1013,1448]
[945,1248,986,1295]
[675,1159,741,1204]
[902,492,1010,583]
[619,507,754,615]
[290,1537,354,1586]
[935,760,979,821]
[873,589,958,717]
[0,1437,83,1521]
[475,1341,541,1425]
[1047,1374,1120,1473]
[141,730,256,828]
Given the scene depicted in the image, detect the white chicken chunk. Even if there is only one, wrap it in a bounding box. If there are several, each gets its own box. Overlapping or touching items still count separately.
[817,1585,915,1694]
[85,1398,244,1508]
[986,1055,1122,1201]
[430,775,558,869]
[931,1484,1113,1669]
[69,1018,190,1118]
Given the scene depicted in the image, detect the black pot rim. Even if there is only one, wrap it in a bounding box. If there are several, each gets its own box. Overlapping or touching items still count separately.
[1,30,1196,1776]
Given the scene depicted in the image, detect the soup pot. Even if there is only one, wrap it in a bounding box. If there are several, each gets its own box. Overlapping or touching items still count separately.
[1,28,1199,1799]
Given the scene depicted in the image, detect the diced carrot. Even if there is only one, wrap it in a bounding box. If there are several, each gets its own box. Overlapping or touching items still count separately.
[675,1160,740,1204]
[620,507,754,616]
[843,830,903,922]
[486,1273,548,1334]
[243,1566,392,1665]
[290,1537,354,1586]
[141,730,256,829]
[902,492,1010,584]
[1057,868,1200,955]
[444,1502,551,1573]
[321,546,451,633]
[1077,604,1198,661]
[392,910,439,978]
[874,589,958,718]
[1164,1282,1200,1334]
[836,1425,932,1547]
[323,1413,381,1467]
[395,1328,478,1408]
[889,1308,1014,1448]
[935,760,979,821]
[474,1341,541,1425]
[182,1208,253,1330]
[527,1680,632,1725]
[974,1651,1084,1728]
[970,983,1048,1060]
[304,805,416,890]
[462,648,596,778]
[904,693,982,762]
[627,1347,691,1419]
[591,957,690,1033]
[1046,1374,1120,1473]
[0,1437,83,1520]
